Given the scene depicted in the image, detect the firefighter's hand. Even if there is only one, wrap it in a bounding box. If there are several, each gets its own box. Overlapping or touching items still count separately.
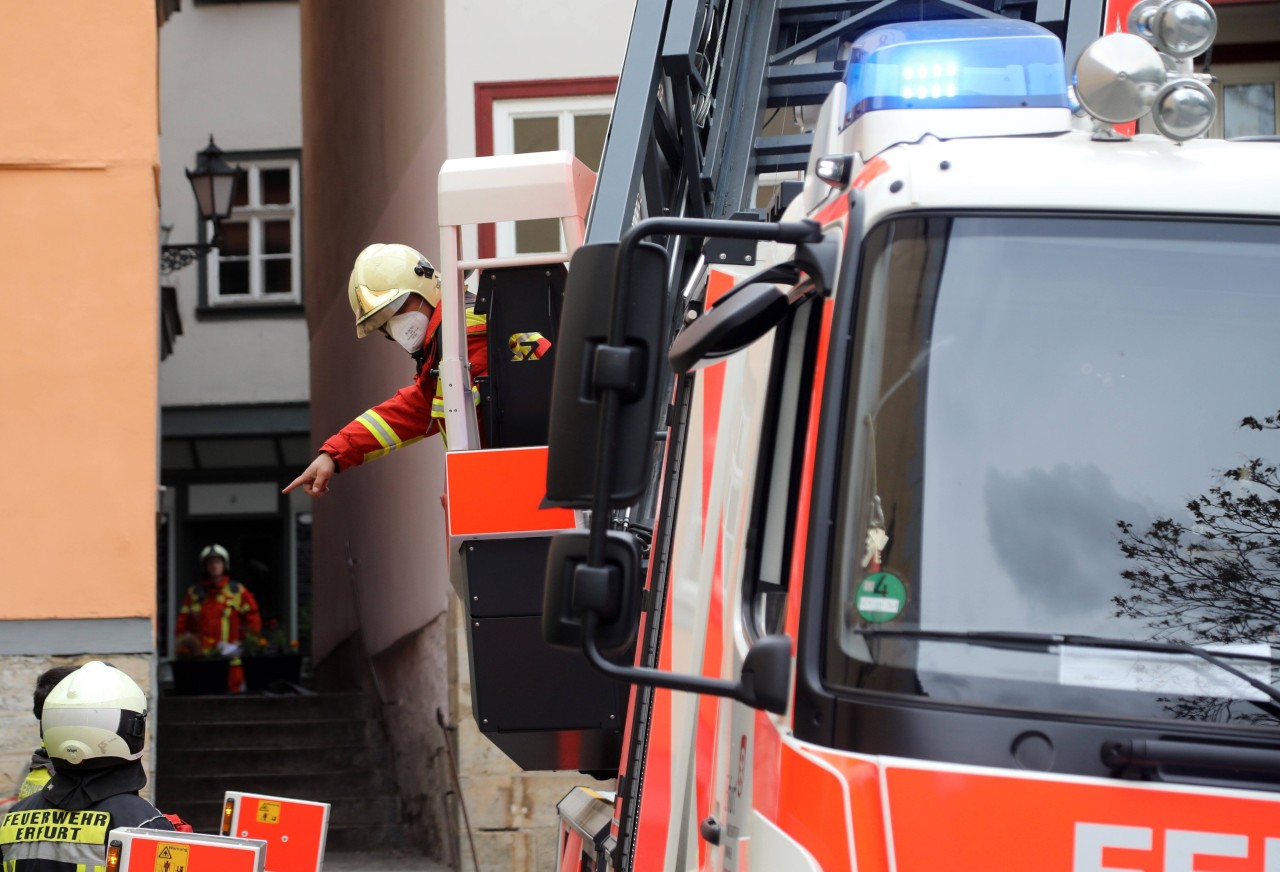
[284,453,336,497]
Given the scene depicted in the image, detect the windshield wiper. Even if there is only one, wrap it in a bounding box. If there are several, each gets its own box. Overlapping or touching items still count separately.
[852,628,1280,706]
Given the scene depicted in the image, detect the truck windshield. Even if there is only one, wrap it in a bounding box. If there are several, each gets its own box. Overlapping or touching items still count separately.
[828,215,1280,727]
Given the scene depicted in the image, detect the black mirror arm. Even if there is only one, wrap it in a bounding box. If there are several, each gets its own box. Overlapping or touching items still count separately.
[584,217,823,565]
[580,611,758,706]
[611,215,823,343]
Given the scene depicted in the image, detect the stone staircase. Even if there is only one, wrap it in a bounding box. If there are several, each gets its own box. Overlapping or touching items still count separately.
[153,692,407,851]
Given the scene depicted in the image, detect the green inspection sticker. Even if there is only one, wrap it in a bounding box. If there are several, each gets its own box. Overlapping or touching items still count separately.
[856,571,907,623]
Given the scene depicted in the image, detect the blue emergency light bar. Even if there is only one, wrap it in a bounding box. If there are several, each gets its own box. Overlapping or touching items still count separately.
[842,19,1069,129]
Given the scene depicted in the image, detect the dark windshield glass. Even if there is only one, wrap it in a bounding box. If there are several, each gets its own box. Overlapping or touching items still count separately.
[827,215,1280,726]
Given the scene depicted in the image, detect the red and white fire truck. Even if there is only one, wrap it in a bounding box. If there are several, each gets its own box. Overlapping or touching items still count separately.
[437,0,1280,869]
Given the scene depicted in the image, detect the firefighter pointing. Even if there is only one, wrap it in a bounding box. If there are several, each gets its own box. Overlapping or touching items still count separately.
[284,243,489,498]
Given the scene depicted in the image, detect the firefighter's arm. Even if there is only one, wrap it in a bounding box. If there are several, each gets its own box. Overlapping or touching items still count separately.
[324,383,437,467]
[239,586,262,635]
[174,588,196,637]
[285,382,438,496]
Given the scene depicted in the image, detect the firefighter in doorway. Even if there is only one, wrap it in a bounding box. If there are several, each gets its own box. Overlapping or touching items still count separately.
[283,243,489,498]
[175,544,262,693]
[0,663,175,870]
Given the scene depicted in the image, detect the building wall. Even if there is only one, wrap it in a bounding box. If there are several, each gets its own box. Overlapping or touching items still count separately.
[0,0,159,796]
[158,1,308,407]
[444,0,630,157]
[301,0,455,859]
[443,0,632,259]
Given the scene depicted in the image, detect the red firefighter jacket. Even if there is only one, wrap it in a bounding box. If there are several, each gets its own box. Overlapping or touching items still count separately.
[175,575,262,652]
[320,305,488,471]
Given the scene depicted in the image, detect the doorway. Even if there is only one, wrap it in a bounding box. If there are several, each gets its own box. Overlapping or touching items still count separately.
[178,518,289,643]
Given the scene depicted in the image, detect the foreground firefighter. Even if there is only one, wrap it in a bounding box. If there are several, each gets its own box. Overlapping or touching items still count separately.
[0,663,174,870]
[284,242,489,498]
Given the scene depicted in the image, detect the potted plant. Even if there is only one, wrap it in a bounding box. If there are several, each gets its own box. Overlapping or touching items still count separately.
[240,620,302,691]
[169,633,231,695]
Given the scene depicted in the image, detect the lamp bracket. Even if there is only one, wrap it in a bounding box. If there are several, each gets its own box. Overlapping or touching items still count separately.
[160,243,215,276]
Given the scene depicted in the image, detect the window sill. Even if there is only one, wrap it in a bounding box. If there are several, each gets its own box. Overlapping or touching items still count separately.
[195,302,305,321]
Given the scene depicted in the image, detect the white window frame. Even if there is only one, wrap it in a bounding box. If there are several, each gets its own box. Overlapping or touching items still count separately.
[207,159,301,305]
[1209,62,1280,140]
[492,94,614,256]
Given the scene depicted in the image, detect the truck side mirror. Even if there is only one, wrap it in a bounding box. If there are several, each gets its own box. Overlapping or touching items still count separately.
[542,530,642,657]
[545,241,670,507]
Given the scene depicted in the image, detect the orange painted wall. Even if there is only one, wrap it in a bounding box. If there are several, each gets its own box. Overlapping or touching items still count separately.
[0,1,159,621]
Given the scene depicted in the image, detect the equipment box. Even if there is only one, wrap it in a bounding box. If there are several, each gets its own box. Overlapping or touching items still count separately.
[220,791,330,872]
[108,827,266,872]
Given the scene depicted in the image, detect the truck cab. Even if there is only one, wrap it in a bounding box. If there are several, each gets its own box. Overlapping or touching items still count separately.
[538,6,1280,870]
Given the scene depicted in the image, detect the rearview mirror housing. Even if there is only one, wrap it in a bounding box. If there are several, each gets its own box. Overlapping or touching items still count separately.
[542,529,642,656]
[544,241,670,507]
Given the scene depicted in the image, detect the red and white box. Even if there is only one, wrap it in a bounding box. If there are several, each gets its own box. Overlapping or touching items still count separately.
[108,827,266,872]
[220,792,330,872]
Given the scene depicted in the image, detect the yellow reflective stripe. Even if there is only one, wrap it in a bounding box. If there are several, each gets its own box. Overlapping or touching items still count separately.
[0,809,110,844]
[430,387,480,420]
[17,767,50,799]
[357,409,400,450]
[466,310,488,330]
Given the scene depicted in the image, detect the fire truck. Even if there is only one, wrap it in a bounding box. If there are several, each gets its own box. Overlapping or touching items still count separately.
[436,0,1280,869]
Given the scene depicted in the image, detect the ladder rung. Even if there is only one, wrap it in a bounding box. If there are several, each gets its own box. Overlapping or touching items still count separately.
[755,133,814,157]
[767,82,840,106]
[768,61,845,85]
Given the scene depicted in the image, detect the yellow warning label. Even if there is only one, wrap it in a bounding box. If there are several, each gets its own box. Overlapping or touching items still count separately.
[256,800,281,824]
[155,842,189,872]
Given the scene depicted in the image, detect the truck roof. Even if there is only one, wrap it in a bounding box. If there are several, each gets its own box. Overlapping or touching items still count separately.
[864,129,1280,220]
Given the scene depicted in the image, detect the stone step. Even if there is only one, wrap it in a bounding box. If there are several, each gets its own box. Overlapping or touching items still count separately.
[156,744,388,775]
[155,769,394,806]
[159,717,381,749]
[159,692,374,724]
[164,795,401,833]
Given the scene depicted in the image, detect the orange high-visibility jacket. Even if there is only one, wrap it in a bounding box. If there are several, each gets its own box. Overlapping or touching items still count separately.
[175,575,262,651]
[320,306,488,470]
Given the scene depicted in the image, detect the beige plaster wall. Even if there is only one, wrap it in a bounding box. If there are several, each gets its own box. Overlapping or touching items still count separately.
[301,0,454,665]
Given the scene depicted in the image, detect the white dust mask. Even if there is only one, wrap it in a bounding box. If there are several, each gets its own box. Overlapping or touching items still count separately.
[386,310,429,353]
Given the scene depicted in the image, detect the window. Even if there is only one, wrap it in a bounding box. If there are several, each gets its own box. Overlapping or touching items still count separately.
[1210,65,1280,139]
[205,155,301,308]
[826,215,1280,727]
[491,95,613,255]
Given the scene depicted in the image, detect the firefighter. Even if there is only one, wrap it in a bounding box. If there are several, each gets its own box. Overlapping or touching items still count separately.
[11,665,79,804]
[284,243,489,498]
[0,662,175,869]
[174,544,262,692]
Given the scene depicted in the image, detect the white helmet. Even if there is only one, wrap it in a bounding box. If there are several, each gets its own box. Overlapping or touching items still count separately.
[200,543,230,571]
[41,662,147,767]
[348,243,443,339]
